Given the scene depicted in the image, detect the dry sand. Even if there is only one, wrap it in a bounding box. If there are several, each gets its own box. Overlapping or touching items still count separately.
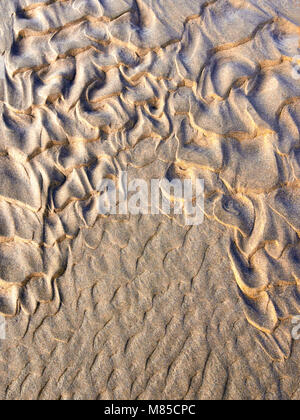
[0,0,300,400]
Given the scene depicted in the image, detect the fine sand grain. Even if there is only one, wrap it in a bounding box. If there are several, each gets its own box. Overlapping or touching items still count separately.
[0,0,300,400]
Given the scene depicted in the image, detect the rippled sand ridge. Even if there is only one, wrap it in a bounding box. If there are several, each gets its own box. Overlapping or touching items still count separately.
[0,0,300,400]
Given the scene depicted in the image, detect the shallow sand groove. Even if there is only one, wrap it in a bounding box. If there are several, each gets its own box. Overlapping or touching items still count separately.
[0,0,300,400]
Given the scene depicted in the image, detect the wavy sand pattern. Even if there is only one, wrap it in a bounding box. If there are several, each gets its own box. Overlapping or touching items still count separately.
[0,0,300,400]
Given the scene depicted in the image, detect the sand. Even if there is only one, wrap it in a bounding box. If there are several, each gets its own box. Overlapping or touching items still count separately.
[0,0,299,400]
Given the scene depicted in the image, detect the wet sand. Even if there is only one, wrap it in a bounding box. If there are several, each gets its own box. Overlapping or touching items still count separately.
[0,0,300,400]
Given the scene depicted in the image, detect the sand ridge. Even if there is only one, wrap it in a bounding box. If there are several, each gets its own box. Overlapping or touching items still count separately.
[0,0,299,400]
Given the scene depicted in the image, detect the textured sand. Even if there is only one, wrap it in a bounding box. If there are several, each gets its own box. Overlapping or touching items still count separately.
[0,0,300,400]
